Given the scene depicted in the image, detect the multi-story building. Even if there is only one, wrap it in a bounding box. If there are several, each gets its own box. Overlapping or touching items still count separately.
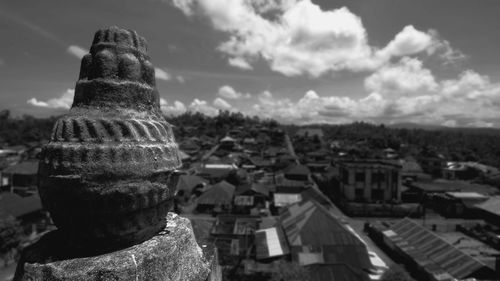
[339,160,402,202]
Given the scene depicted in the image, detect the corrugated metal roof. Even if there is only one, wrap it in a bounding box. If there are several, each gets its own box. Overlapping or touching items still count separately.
[280,200,316,245]
[284,164,311,176]
[0,193,42,218]
[251,183,270,197]
[176,175,207,193]
[255,226,289,259]
[280,200,365,247]
[279,199,372,278]
[475,196,500,216]
[2,160,38,175]
[301,186,331,206]
[388,218,490,279]
[411,180,497,194]
[307,264,369,281]
[220,136,236,142]
[274,193,302,207]
[445,192,488,199]
[197,180,235,205]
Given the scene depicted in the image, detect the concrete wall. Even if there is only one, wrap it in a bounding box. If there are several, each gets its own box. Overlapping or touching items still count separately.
[340,161,402,202]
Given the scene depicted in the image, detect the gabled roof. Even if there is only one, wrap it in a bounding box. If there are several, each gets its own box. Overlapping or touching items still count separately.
[410,180,497,195]
[284,164,311,177]
[243,138,256,144]
[400,157,423,173]
[0,193,42,218]
[197,180,235,205]
[251,183,270,197]
[179,141,200,152]
[196,163,237,179]
[176,175,208,193]
[177,150,191,161]
[277,154,298,162]
[255,226,290,259]
[475,196,500,217]
[445,192,488,200]
[301,186,331,206]
[2,160,38,175]
[220,136,236,143]
[264,146,287,156]
[274,193,302,207]
[235,182,270,197]
[306,149,329,157]
[279,200,371,280]
[280,200,365,247]
[249,157,272,167]
[235,183,252,195]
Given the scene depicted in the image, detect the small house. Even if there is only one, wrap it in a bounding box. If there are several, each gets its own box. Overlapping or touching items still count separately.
[196,180,235,214]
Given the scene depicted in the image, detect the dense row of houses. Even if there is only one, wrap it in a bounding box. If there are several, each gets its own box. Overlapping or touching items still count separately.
[2,125,500,280]
[170,126,391,280]
[0,146,49,268]
[366,219,499,281]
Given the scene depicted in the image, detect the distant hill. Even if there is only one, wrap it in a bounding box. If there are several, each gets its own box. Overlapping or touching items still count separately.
[387,122,445,130]
[388,122,500,134]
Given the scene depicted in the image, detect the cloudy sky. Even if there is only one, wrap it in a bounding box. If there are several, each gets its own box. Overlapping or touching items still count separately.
[1,0,500,127]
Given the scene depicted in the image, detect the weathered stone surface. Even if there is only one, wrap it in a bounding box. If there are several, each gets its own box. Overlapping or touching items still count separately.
[37,26,181,250]
[14,213,214,281]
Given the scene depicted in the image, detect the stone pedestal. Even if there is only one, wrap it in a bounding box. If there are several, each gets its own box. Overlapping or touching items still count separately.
[14,213,217,281]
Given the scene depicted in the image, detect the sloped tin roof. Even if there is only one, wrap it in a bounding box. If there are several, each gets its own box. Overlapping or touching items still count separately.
[386,218,492,279]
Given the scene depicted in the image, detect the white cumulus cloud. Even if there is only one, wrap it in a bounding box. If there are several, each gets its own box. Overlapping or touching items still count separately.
[176,76,186,83]
[67,45,88,59]
[213,97,232,110]
[365,57,438,99]
[228,57,253,70]
[242,58,500,127]
[188,98,219,116]
[27,89,75,109]
[155,68,172,81]
[171,0,458,77]
[217,85,251,99]
[160,98,187,115]
[27,89,74,109]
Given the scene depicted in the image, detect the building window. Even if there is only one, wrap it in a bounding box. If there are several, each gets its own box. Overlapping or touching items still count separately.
[355,172,365,182]
[342,169,349,184]
[392,171,398,186]
[372,172,385,185]
[372,189,384,201]
[355,188,364,201]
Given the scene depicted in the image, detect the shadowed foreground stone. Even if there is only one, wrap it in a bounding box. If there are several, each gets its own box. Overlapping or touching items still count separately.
[14,26,220,281]
[14,213,218,281]
[38,26,181,251]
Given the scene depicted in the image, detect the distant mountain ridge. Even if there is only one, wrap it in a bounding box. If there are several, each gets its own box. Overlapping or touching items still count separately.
[388,122,500,133]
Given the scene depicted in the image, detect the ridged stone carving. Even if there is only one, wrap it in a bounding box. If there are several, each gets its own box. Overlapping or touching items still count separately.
[38,26,181,251]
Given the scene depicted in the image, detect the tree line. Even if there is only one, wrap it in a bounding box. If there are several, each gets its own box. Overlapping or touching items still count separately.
[1,110,500,169]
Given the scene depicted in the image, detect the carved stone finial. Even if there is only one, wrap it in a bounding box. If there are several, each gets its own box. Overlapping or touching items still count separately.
[37,26,181,252]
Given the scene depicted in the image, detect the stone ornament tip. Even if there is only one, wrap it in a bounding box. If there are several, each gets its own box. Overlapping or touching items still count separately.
[74,26,159,112]
[37,27,181,252]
